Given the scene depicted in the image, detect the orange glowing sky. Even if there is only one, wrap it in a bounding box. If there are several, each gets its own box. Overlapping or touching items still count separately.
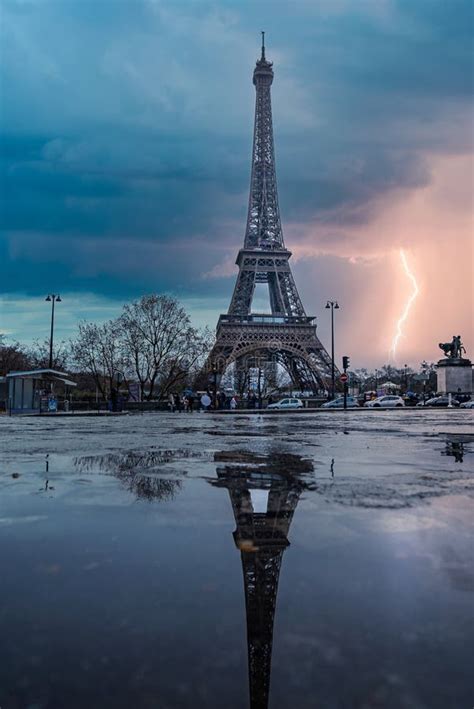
[288,153,474,367]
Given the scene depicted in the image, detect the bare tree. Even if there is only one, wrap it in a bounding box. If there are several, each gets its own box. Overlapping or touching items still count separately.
[234,363,251,400]
[156,330,211,399]
[118,294,209,400]
[27,338,69,371]
[70,320,126,400]
[0,335,31,375]
[252,361,291,403]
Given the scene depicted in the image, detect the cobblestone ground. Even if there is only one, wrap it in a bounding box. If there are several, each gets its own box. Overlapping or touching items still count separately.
[1,410,473,709]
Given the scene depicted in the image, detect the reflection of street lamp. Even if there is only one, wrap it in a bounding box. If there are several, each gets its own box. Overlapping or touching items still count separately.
[45,294,61,369]
[212,363,218,409]
[325,301,339,399]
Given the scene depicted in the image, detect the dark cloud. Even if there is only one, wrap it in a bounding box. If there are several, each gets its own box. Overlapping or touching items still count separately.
[1,0,472,312]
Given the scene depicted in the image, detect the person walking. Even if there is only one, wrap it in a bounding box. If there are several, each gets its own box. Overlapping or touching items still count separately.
[174,392,181,412]
[230,396,237,411]
[168,392,175,413]
[187,393,195,412]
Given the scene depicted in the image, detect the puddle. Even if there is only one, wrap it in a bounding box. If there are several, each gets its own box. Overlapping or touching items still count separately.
[0,411,473,708]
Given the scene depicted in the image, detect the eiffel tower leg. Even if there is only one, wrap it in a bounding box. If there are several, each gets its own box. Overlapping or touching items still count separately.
[268,272,286,314]
[229,270,257,316]
[277,271,305,317]
[279,352,325,393]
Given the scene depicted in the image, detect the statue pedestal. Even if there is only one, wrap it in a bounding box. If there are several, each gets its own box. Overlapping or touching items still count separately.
[436,358,472,395]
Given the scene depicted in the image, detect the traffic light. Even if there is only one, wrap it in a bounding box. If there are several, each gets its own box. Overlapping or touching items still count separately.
[342,355,350,371]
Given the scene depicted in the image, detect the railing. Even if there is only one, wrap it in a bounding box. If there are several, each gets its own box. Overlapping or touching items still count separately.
[218,314,315,325]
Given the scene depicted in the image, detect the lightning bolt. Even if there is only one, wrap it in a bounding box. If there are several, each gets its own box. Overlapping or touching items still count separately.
[390,249,419,361]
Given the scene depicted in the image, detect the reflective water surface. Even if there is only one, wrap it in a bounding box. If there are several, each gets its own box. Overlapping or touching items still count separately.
[1,411,473,708]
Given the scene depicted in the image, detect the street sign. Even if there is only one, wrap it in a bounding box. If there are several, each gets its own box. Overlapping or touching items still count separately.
[340,373,348,383]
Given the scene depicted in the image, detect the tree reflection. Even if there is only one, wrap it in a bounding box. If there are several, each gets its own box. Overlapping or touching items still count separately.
[441,436,469,464]
[210,450,314,709]
[443,440,464,463]
[74,450,190,501]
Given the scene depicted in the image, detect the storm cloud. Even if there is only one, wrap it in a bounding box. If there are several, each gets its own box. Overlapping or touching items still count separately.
[1,0,472,363]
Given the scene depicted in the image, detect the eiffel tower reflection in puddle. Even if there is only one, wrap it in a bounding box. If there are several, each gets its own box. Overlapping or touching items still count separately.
[210,451,314,709]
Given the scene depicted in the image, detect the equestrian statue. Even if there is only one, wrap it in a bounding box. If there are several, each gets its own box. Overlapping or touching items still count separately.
[438,335,466,359]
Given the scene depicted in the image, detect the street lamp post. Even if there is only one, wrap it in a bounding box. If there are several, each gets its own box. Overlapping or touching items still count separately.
[375,368,379,394]
[45,294,61,369]
[325,301,339,399]
[404,363,408,392]
[113,370,124,412]
[421,360,428,403]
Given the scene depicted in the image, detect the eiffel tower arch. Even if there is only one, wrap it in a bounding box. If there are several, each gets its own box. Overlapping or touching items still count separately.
[201,34,334,393]
[210,451,313,709]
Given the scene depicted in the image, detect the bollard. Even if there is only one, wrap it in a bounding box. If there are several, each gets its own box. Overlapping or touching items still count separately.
[447,392,453,408]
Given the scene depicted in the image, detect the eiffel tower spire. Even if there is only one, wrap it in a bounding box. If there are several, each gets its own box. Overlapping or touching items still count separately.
[228,34,307,318]
[198,37,336,393]
[244,32,283,251]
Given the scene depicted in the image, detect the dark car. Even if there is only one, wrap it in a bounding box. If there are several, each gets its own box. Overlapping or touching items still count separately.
[321,395,359,409]
[423,395,460,407]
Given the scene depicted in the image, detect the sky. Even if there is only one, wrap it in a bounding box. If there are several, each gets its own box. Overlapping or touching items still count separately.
[1,0,473,368]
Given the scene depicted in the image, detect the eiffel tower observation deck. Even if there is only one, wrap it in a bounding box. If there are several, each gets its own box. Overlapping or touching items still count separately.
[203,34,333,392]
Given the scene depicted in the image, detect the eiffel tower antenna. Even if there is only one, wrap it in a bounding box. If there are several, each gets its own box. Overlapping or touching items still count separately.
[199,37,335,393]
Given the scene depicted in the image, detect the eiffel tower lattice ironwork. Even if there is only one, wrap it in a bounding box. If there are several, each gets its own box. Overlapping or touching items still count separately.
[203,33,334,391]
[211,452,311,709]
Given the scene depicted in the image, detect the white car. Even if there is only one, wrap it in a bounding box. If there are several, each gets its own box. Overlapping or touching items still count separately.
[267,397,303,410]
[364,395,405,408]
[321,396,359,409]
[460,400,474,409]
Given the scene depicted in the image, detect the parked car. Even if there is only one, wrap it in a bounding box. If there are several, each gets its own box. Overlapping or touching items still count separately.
[267,397,303,409]
[460,400,474,409]
[321,396,359,409]
[364,395,405,408]
[423,395,460,407]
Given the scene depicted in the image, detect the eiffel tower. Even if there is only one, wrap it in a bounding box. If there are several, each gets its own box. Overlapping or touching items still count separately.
[211,452,312,708]
[203,34,333,392]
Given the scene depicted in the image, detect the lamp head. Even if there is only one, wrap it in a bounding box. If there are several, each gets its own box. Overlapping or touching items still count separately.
[45,295,52,302]
[325,302,330,309]
[335,302,340,309]
[56,295,62,302]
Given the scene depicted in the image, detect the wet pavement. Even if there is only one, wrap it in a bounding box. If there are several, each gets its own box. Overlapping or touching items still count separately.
[1,410,473,709]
